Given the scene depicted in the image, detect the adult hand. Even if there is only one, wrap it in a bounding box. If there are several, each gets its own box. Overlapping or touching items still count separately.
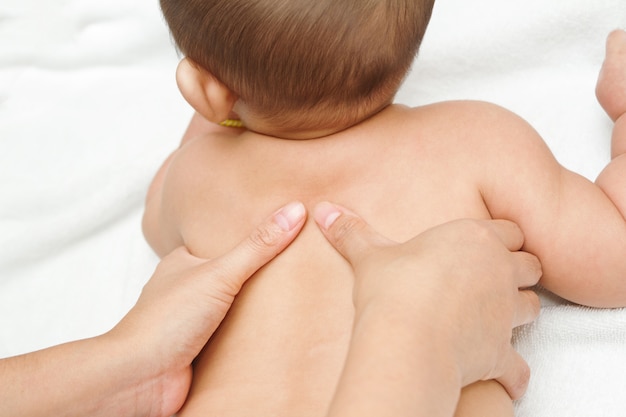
[111,201,307,416]
[0,201,306,417]
[314,202,541,417]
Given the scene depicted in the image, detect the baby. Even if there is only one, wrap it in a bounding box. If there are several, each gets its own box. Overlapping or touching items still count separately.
[143,0,626,415]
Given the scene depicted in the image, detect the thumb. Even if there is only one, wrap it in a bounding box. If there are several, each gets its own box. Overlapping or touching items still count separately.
[314,202,393,264]
[207,201,307,290]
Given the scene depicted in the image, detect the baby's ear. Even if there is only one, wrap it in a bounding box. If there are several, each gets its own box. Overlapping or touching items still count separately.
[176,58,237,123]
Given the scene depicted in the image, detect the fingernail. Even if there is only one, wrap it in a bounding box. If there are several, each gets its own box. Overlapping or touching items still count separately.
[314,202,342,231]
[274,202,306,231]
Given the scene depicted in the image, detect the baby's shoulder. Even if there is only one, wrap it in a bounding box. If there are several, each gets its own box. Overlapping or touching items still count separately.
[405,100,528,132]
[398,100,544,152]
[371,101,550,182]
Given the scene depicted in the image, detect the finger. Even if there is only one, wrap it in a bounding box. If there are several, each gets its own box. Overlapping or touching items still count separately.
[313,201,393,264]
[512,251,543,288]
[482,219,525,252]
[494,348,531,400]
[513,289,541,327]
[207,201,306,287]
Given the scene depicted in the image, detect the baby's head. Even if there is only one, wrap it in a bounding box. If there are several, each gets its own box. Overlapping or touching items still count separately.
[161,0,434,136]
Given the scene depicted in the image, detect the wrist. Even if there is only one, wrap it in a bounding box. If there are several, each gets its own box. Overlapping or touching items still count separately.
[99,327,169,416]
[103,323,192,417]
[330,301,463,417]
[88,332,155,415]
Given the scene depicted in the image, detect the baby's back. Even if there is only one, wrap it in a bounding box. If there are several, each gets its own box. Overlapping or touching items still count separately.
[165,104,492,416]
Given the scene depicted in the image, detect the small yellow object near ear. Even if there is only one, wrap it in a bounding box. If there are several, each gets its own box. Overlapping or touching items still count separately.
[219,119,244,128]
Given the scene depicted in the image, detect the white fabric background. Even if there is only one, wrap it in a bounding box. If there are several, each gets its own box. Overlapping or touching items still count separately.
[1,1,625,415]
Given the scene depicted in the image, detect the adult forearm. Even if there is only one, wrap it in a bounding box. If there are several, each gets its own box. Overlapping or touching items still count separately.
[327,304,462,417]
[0,334,147,417]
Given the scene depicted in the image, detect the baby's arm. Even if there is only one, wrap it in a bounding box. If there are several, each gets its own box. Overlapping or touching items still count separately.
[596,30,626,215]
[143,112,235,257]
[143,148,180,257]
[473,98,626,307]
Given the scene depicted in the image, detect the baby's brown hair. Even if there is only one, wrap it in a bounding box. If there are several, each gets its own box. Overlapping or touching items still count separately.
[161,0,434,130]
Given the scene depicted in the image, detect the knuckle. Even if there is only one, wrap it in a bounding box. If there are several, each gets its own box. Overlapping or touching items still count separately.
[494,350,531,400]
[247,223,281,253]
[515,290,541,327]
[204,258,245,297]
[528,256,543,280]
[510,361,531,399]
[513,252,543,289]
[330,216,365,250]
[459,219,493,241]
[525,290,542,318]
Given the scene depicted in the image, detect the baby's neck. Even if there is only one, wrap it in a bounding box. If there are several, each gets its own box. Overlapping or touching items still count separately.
[248,124,348,140]
[238,103,392,140]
